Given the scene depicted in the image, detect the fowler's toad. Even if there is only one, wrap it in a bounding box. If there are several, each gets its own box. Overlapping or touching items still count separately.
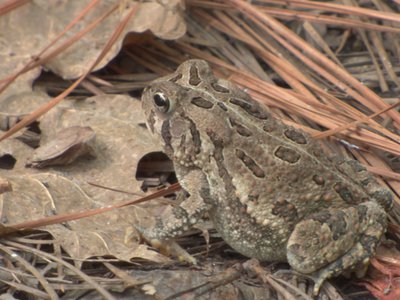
[141,59,393,294]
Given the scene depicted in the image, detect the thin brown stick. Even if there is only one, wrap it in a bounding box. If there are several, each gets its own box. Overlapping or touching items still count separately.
[4,183,180,232]
[314,101,400,139]
[0,0,29,16]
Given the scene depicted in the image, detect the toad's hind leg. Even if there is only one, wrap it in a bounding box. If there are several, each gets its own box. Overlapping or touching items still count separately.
[286,201,387,295]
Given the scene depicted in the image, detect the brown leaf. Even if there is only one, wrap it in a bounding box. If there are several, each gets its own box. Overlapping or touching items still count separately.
[0,94,173,263]
[0,0,186,89]
[27,126,96,168]
[0,173,170,264]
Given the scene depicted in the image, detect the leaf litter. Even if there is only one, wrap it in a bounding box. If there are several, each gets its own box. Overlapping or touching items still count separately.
[0,0,400,299]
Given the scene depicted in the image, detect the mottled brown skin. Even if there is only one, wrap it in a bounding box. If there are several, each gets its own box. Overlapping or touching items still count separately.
[140,59,393,294]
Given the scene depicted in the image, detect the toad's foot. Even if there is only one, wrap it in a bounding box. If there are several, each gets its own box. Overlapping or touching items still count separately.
[287,201,387,295]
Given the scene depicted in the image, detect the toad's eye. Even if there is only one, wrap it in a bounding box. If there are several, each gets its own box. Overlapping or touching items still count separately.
[153,92,170,113]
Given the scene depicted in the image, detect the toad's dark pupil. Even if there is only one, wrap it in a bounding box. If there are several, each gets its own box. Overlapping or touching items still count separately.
[154,93,168,107]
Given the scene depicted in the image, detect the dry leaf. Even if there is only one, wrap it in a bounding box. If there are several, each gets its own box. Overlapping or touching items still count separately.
[0,173,170,264]
[0,93,175,264]
[26,126,96,168]
[0,0,186,101]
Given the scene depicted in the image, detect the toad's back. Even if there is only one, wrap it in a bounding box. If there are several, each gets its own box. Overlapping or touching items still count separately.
[140,59,392,294]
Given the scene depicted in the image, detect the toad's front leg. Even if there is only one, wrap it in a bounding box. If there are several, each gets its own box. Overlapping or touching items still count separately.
[137,168,209,244]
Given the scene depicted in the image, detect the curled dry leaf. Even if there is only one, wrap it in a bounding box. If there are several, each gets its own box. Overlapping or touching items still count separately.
[0,0,186,105]
[26,126,96,168]
[42,0,186,79]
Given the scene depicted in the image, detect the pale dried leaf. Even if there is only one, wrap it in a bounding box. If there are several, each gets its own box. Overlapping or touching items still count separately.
[0,91,51,114]
[8,0,185,79]
[0,94,173,263]
[0,173,170,263]
[131,0,186,40]
[0,9,43,103]
[0,0,186,100]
